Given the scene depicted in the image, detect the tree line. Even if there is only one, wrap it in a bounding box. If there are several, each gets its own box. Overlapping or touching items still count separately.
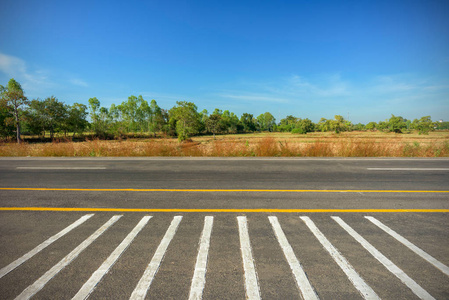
[0,78,442,143]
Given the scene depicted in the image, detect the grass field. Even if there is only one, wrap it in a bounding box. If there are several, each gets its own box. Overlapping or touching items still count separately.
[1,131,448,157]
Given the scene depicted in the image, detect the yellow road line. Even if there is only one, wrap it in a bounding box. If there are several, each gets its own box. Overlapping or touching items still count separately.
[0,207,448,213]
[0,188,448,193]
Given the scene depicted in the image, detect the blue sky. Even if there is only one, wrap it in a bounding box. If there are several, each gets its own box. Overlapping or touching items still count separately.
[1,0,448,123]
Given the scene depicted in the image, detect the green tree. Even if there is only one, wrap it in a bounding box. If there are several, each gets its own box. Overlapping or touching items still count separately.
[221,110,240,133]
[435,121,449,130]
[66,103,88,137]
[42,96,67,139]
[239,113,256,132]
[278,115,298,132]
[317,118,331,132]
[88,97,101,134]
[352,123,366,131]
[25,99,46,137]
[377,121,388,131]
[149,100,165,137]
[412,116,435,135]
[25,96,66,139]
[331,115,347,133]
[388,115,407,133]
[169,101,202,141]
[366,122,377,131]
[292,118,315,134]
[256,112,276,131]
[0,99,14,138]
[0,78,29,143]
[205,114,222,139]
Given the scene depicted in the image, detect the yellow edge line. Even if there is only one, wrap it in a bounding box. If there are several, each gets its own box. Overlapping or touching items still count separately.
[0,188,448,193]
[0,207,448,213]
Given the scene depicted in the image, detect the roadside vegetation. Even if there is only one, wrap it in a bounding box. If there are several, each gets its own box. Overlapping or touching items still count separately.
[1,78,448,157]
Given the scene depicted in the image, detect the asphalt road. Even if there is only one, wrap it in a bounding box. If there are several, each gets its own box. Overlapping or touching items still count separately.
[0,158,448,299]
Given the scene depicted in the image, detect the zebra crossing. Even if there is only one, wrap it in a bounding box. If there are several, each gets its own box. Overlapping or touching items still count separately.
[1,214,448,299]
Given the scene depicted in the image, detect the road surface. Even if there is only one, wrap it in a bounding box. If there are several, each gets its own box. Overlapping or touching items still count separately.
[0,158,448,299]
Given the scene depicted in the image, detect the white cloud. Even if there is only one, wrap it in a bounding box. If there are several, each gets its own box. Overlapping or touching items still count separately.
[0,52,53,94]
[0,53,26,75]
[69,78,88,87]
[287,74,350,97]
[217,92,289,103]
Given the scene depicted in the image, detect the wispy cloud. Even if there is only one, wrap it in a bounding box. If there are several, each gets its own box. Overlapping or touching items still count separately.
[69,78,88,87]
[0,53,26,75]
[0,52,53,94]
[210,72,449,122]
[215,73,351,107]
[217,92,289,103]
[287,74,350,97]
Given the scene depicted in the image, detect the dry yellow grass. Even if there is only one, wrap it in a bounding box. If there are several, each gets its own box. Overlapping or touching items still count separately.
[1,131,448,157]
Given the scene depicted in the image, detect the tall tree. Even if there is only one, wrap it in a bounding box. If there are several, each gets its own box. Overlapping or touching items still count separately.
[240,113,256,132]
[169,101,201,141]
[149,99,165,136]
[0,78,29,143]
[66,103,88,137]
[278,115,298,132]
[25,99,47,137]
[388,115,407,133]
[256,112,276,131]
[42,96,67,139]
[88,97,101,134]
[292,118,315,134]
[412,116,435,135]
[331,115,347,133]
[0,99,15,138]
[205,114,222,139]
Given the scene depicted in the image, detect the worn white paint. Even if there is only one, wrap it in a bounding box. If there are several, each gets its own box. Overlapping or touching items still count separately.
[237,216,261,300]
[332,216,435,300]
[130,216,183,300]
[189,216,214,300]
[73,216,152,300]
[0,214,94,279]
[15,215,121,300]
[270,216,319,300]
[301,216,379,299]
[365,216,449,276]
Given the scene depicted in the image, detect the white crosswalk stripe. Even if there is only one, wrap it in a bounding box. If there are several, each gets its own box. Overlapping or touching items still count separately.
[237,216,261,300]
[2,214,447,299]
[332,216,436,300]
[72,216,152,300]
[269,216,319,300]
[0,214,94,279]
[15,215,122,300]
[365,216,449,276]
[301,216,380,300]
[189,216,214,300]
[130,216,183,300]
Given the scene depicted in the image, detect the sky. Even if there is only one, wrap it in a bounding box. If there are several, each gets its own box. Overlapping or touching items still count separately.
[1,0,448,124]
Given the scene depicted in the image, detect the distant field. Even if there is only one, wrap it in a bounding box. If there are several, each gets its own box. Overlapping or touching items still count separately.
[1,131,448,157]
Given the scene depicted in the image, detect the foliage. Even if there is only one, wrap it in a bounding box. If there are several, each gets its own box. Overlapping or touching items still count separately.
[387,114,407,133]
[256,112,276,131]
[292,118,315,134]
[277,115,298,132]
[169,101,202,141]
[0,98,15,138]
[66,103,89,137]
[240,113,256,132]
[411,116,435,135]
[1,77,443,141]
[365,122,377,131]
[435,121,449,130]
[205,110,226,139]
[0,78,29,143]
